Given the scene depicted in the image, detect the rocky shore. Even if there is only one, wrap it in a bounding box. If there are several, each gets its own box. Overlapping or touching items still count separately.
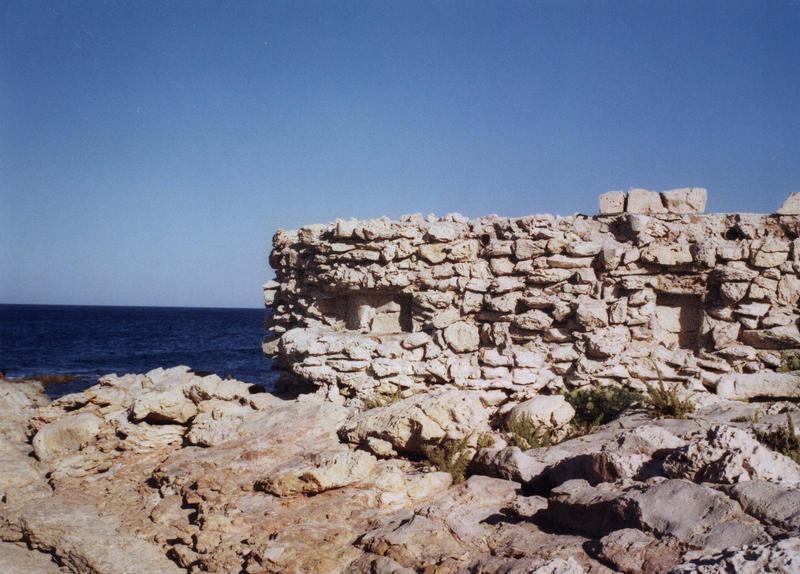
[6,189,800,572]
[3,366,800,573]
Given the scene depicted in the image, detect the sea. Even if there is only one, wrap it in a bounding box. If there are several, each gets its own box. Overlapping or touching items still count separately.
[0,304,279,398]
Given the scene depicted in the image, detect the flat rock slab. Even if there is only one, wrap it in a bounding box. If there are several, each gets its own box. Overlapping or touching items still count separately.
[0,541,68,574]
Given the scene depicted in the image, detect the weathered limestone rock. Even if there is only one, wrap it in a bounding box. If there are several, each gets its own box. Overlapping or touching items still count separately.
[575,296,608,330]
[640,243,693,266]
[660,188,707,213]
[725,480,800,535]
[662,424,800,484]
[338,390,491,454]
[256,449,377,496]
[585,326,629,358]
[777,191,800,215]
[443,321,480,353]
[599,191,626,215]
[741,324,800,350]
[668,537,800,573]
[597,528,684,574]
[627,189,666,214]
[32,413,104,461]
[549,478,767,549]
[508,395,575,429]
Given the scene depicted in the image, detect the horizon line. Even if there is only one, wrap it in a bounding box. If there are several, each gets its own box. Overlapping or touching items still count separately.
[0,302,266,311]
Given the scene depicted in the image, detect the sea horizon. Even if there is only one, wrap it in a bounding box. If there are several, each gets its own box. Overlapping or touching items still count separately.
[0,302,266,311]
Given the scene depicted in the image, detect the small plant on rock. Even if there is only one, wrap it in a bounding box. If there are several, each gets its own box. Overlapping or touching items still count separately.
[476,432,495,449]
[778,352,800,373]
[564,385,643,434]
[645,380,694,419]
[751,412,800,465]
[363,388,404,409]
[422,436,474,484]
[504,412,555,450]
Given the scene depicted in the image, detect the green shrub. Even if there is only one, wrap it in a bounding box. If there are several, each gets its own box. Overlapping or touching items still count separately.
[363,388,404,409]
[564,386,643,434]
[476,432,495,448]
[645,380,694,419]
[504,412,555,450]
[422,436,474,484]
[731,412,761,424]
[778,352,800,373]
[752,413,800,465]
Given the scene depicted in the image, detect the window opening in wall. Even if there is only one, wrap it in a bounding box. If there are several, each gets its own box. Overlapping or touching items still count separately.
[653,293,703,349]
[344,292,413,333]
[724,227,746,241]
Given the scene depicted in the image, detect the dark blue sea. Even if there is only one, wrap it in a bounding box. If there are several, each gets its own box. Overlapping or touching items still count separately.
[0,304,279,398]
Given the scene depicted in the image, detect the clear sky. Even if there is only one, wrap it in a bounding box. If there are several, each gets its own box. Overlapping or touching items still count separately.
[1,1,798,308]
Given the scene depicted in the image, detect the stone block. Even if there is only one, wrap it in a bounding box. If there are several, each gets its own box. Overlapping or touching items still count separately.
[598,191,625,215]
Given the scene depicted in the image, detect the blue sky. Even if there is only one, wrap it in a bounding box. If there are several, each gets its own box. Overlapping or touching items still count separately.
[1,1,798,308]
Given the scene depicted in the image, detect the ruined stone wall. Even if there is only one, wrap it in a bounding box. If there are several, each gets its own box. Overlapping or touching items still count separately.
[263,188,800,405]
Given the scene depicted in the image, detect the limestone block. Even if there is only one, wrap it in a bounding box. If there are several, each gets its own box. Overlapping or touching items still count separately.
[418,244,448,264]
[717,372,800,400]
[598,191,625,215]
[777,191,800,215]
[525,268,576,284]
[448,240,479,262]
[566,241,602,257]
[735,302,771,318]
[600,243,625,270]
[32,413,104,461]
[514,238,546,260]
[512,310,553,331]
[511,348,546,369]
[426,221,458,241]
[718,241,749,261]
[719,282,749,304]
[711,322,741,350]
[511,368,540,385]
[751,239,790,268]
[480,348,511,367]
[777,274,800,306]
[401,332,431,350]
[489,257,515,275]
[626,189,666,214]
[608,298,628,324]
[484,240,514,256]
[640,243,693,266]
[574,296,608,330]
[547,254,595,269]
[508,395,575,429]
[491,276,524,294]
[660,188,707,213]
[585,326,630,358]
[443,322,480,353]
[741,325,800,349]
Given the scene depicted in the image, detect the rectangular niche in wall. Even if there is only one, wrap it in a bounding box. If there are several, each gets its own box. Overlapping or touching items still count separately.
[345,292,413,333]
[653,293,703,349]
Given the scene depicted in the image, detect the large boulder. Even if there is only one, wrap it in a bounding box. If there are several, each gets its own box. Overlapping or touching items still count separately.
[717,372,800,401]
[508,395,575,429]
[32,413,104,461]
[548,478,767,550]
[662,424,800,484]
[668,537,800,573]
[338,390,491,455]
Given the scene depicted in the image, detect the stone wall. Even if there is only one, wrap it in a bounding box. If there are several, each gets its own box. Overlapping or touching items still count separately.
[263,188,800,405]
